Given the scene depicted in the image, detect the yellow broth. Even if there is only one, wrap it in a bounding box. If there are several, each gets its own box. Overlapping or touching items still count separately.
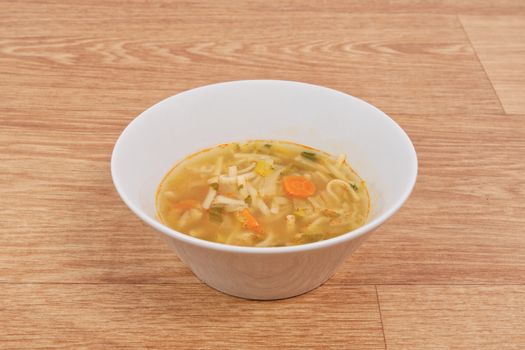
[156,140,370,247]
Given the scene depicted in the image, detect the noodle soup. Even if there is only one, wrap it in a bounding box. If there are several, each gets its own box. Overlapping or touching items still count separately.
[156,140,369,247]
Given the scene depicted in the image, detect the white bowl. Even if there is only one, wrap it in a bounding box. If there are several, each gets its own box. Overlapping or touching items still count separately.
[111,80,417,300]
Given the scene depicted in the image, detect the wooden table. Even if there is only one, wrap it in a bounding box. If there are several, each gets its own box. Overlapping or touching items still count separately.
[2,1,524,349]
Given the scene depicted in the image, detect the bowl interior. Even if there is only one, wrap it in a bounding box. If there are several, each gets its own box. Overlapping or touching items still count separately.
[112,80,417,245]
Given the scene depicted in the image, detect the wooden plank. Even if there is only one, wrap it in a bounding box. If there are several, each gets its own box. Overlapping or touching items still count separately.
[0,3,512,285]
[0,13,502,115]
[0,109,195,283]
[377,285,525,349]
[1,0,525,19]
[460,16,525,114]
[331,113,525,284]
[2,112,524,284]
[0,284,384,349]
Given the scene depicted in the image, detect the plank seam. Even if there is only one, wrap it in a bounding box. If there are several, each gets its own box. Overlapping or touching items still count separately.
[457,15,507,114]
[375,285,388,350]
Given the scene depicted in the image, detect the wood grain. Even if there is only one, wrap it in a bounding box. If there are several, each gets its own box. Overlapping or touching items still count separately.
[2,0,525,19]
[377,285,525,349]
[2,1,525,349]
[0,284,384,349]
[460,16,525,114]
[3,112,523,284]
[331,113,525,284]
[0,9,502,115]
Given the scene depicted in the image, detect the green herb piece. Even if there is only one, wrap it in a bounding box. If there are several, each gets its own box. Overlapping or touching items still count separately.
[208,207,224,223]
[264,143,272,148]
[210,183,219,190]
[349,182,359,191]
[238,184,244,189]
[244,195,252,205]
[301,151,317,161]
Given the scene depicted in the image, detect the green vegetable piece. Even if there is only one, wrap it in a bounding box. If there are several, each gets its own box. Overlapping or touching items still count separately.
[208,207,224,223]
[210,183,219,190]
[349,182,359,191]
[264,143,272,148]
[301,151,317,161]
[244,195,252,205]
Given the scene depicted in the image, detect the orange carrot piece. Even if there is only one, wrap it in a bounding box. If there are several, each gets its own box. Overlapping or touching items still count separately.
[240,208,263,234]
[173,199,200,211]
[282,175,316,198]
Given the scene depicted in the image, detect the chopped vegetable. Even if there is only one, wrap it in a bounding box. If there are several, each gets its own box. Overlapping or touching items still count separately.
[293,208,306,217]
[240,208,262,234]
[157,140,369,248]
[283,175,316,198]
[173,199,200,211]
[255,160,274,177]
[301,151,317,161]
[208,207,224,223]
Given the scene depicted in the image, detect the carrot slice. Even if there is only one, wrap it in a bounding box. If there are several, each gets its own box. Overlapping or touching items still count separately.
[240,208,263,234]
[282,176,316,198]
[173,199,200,211]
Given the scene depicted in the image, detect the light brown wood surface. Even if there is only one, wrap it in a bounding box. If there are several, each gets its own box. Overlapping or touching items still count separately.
[460,16,525,114]
[378,286,525,349]
[1,285,384,349]
[1,1,524,349]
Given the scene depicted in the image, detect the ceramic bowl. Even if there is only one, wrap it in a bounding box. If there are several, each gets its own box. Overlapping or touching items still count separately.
[111,80,417,300]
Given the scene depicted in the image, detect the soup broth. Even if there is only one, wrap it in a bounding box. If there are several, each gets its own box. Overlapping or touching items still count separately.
[156,140,369,247]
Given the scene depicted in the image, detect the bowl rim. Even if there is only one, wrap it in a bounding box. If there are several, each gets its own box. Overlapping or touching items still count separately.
[111,79,418,255]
